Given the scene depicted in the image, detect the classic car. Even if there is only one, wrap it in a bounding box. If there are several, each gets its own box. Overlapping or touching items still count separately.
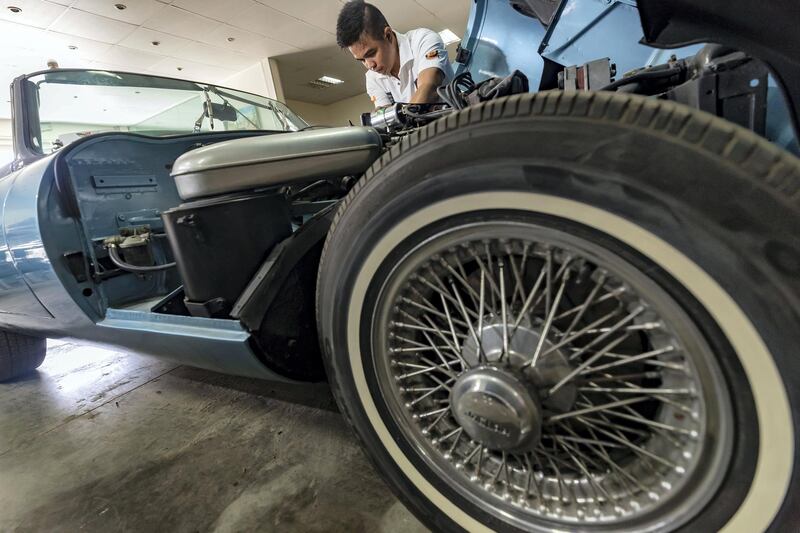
[1,0,798,531]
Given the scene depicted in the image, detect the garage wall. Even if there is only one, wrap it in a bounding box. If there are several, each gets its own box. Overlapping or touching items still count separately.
[223,63,270,97]
[287,93,373,127]
[223,60,283,101]
[326,93,374,126]
[0,119,13,167]
[285,100,331,126]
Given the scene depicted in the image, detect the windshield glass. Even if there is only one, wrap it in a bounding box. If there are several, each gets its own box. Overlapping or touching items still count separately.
[24,70,307,155]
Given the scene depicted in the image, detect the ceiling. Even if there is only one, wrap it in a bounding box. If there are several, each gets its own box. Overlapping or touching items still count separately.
[277,0,471,105]
[0,0,472,117]
[276,46,370,105]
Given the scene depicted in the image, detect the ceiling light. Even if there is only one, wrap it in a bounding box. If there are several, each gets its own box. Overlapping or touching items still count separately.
[308,76,344,89]
[68,45,78,50]
[318,76,344,85]
[151,41,160,46]
[439,29,460,46]
[176,67,183,71]
[227,37,235,42]
[114,3,127,10]
[7,6,21,13]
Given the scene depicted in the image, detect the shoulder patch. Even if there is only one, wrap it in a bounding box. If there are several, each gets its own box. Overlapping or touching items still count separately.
[425,49,440,60]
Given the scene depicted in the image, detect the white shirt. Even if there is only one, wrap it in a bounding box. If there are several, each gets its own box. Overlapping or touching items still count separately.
[365,29,455,107]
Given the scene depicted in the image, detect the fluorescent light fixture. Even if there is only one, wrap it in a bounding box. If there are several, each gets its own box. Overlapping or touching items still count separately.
[439,29,460,46]
[317,75,344,85]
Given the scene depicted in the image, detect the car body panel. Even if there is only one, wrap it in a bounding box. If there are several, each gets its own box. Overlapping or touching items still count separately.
[0,140,295,381]
[457,0,547,84]
[0,164,52,320]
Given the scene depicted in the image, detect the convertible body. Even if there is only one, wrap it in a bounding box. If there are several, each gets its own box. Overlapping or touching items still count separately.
[1,0,795,381]
[1,1,799,531]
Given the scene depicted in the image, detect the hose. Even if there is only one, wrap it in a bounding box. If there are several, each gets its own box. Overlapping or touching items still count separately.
[107,245,176,273]
[290,179,329,199]
[438,72,476,110]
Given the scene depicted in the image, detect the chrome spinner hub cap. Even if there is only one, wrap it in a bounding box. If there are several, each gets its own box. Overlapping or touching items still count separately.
[451,366,543,452]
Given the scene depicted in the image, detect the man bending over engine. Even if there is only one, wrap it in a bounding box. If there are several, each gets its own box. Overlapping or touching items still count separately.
[336,0,455,107]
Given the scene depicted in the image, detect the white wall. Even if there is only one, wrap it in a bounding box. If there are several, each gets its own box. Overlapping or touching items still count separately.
[327,93,375,126]
[285,100,331,126]
[287,93,374,127]
[223,62,268,96]
[223,60,282,101]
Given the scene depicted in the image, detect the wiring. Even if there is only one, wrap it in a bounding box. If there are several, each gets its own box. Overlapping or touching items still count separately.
[438,72,476,110]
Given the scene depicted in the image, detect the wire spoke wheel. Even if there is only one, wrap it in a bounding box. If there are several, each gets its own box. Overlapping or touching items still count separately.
[371,221,733,529]
[318,92,798,532]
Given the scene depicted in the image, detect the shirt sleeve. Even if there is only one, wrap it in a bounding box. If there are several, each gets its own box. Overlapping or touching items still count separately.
[412,29,453,81]
[366,73,392,108]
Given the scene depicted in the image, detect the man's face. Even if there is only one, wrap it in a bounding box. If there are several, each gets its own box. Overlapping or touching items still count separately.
[349,27,396,75]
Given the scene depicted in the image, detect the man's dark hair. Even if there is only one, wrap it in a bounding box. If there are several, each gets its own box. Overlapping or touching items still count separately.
[336,1,389,48]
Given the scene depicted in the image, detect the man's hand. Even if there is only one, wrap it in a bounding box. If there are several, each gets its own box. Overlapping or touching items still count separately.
[411,67,445,104]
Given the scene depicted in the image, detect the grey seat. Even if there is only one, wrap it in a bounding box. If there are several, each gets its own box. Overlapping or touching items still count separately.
[171,126,383,201]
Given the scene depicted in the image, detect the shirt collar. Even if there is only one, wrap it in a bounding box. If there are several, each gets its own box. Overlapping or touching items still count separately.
[372,31,413,81]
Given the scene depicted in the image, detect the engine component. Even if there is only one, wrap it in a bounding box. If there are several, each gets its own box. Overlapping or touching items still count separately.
[465,70,530,105]
[103,227,175,273]
[666,46,769,134]
[362,104,404,132]
[361,103,451,134]
[582,45,769,135]
[117,232,153,267]
[559,58,616,91]
[161,192,292,318]
[364,71,530,135]
[170,126,383,201]
[438,71,477,110]
[637,0,800,134]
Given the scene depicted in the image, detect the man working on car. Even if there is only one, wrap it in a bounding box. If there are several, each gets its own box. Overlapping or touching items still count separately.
[336,0,454,108]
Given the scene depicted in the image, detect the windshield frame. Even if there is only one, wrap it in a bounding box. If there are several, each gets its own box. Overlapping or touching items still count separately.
[10,68,307,169]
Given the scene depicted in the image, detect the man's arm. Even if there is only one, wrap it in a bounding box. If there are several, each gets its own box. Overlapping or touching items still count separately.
[409,28,454,104]
[411,67,445,103]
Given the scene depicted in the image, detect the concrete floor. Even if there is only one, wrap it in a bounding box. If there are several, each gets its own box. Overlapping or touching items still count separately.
[0,340,428,532]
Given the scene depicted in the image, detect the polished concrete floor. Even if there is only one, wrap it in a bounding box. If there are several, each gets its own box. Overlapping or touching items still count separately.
[0,340,428,532]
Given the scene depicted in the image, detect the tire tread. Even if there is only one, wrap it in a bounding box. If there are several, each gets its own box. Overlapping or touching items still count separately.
[0,331,46,382]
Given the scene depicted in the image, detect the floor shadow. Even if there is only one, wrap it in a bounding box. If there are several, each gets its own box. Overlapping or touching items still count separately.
[1,369,44,385]
[169,365,340,413]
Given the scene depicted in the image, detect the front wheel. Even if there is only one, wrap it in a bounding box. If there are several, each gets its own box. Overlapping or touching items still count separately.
[317,92,800,532]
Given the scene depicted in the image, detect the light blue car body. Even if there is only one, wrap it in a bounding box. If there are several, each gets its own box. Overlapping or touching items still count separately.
[0,0,795,380]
